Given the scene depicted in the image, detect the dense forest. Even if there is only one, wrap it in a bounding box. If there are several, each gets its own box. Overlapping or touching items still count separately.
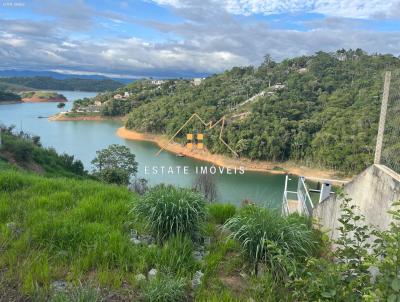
[75,49,400,174]
[0,76,123,92]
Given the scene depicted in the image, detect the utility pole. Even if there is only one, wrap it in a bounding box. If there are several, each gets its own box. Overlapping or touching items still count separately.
[374,71,391,164]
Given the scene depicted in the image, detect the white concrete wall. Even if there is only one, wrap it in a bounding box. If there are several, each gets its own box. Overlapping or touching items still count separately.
[313,164,400,241]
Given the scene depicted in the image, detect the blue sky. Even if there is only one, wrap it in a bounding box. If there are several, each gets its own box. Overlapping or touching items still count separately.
[1,0,400,78]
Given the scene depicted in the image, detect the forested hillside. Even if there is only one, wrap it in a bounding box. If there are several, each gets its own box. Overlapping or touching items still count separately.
[79,50,400,174]
[0,76,123,92]
[0,90,21,103]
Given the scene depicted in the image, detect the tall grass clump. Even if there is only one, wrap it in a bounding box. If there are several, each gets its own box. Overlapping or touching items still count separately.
[156,235,197,277]
[208,203,236,224]
[132,185,206,242]
[224,206,317,278]
[142,275,187,302]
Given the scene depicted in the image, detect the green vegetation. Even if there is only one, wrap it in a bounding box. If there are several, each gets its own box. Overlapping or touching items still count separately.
[142,275,187,302]
[224,206,317,277]
[133,185,207,242]
[1,159,399,300]
[91,144,138,185]
[0,89,21,103]
[57,102,66,110]
[125,50,400,174]
[208,203,236,224]
[69,49,398,175]
[0,126,86,178]
[0,76,123,92]
[21,91,67,101]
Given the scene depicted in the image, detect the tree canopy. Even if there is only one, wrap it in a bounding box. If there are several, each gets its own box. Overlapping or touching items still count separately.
[91,144,138,185]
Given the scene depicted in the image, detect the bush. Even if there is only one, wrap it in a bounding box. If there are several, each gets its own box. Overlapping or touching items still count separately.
[133,185,206,242]
[224,206,316,278]
[208,203,236,224]
[142,275,186,302]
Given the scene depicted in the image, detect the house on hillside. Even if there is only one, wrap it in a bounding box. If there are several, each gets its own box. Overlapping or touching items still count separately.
[114,94,123,100]
[150,80,165,85]
[272,83,285,90]
[297,68,308,74]
[76,104,101,113]
[124,92,130,98]
[192,78,204,86]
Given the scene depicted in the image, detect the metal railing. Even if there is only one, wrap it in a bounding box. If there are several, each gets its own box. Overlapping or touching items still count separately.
[297,177,314,216]
[282,175,314,216]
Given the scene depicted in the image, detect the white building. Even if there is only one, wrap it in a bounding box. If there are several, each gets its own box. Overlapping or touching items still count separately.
[192,78,204,86]
[272,83,285,90]
[150,80,165,85]
[124,92,130,98]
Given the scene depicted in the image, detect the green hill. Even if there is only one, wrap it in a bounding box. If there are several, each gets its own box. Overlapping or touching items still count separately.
[72,49,399,174]
[0,126,87,178]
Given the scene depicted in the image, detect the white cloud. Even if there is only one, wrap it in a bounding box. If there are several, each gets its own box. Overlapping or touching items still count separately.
[151,0,400,19]
[1,1,399,77]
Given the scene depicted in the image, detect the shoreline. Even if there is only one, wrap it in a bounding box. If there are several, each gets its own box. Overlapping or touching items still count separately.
[117,127,350,184]
[22,97,67,103]
[49,113,124,122]
[0,100,22,105]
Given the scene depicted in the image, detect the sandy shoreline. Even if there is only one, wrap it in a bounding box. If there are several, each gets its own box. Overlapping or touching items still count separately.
[49,113,124,122]
[117,127,349,184]
[22,97,67,103]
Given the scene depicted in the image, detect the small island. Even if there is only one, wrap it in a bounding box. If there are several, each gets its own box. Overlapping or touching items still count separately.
[21,91,67,103]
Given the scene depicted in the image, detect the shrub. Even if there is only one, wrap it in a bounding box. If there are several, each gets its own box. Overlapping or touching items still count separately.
[142,275,186,302]
[133,185,206,242]
[224,206,316,278]
[208,203,236,224]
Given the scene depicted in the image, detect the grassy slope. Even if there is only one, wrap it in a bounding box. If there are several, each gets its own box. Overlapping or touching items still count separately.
[0,168,140,300]
[0,168,255,301]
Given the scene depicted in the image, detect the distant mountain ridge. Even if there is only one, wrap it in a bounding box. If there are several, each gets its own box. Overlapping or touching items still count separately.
[0,76,124,92]
[0,69,135,84]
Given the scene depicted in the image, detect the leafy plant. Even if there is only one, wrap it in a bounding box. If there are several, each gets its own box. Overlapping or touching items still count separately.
[372,201,400,301]
[133,184,206,242]
[290,195,375,301]
[224,206,316,278]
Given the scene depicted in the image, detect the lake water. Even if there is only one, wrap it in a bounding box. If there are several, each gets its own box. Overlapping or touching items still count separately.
[0,91,293,207]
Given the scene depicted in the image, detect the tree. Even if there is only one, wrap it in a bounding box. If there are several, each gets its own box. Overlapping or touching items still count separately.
[91,144,138,185]
[193,173,217,202]
[57,102,66,111]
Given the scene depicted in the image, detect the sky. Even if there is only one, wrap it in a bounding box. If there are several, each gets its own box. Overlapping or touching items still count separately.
[0,0,400,78]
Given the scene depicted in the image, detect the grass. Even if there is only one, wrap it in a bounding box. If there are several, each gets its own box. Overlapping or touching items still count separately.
[133,184,207,242]
[208,204,236,224]
[224,206,318,278]
[0,162,328,301]
[0,169,143,299]
[142,275,187,302]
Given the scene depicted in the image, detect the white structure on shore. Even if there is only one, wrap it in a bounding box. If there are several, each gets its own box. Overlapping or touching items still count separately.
[150,80,165,85]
